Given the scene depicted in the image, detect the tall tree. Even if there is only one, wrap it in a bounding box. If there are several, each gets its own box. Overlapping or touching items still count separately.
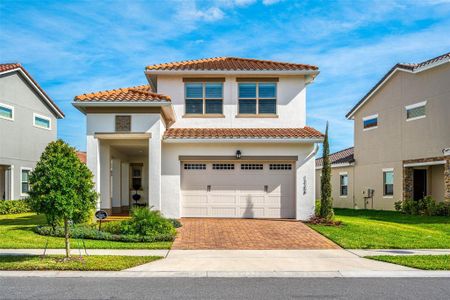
[28,140,97,258]
[320,122,334,221]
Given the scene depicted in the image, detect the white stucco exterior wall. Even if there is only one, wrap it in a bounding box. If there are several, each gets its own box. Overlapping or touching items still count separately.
[156,75,306,128]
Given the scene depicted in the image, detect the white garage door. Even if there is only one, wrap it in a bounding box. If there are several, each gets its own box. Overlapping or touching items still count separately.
[181,162,295,218]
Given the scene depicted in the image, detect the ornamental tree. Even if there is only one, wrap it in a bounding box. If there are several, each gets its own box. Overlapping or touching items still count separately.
[28,139,97,258]
[319,122,334,221]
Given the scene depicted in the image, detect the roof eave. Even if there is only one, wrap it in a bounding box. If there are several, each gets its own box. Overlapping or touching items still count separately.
[145,69,319,76]
[346,59,450,119]
[163,137,324,143]
[0,68,65,119]
[72,101,172,114]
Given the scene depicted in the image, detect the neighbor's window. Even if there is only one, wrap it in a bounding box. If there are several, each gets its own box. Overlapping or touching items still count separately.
[21,169,31,195]
[33,113,51,129]
[406,101,426,121]
[0,103,14,120]
[383,170,394,196]
[238,82,276,115]
[185,82,223,115]
[363,114,378,130]
[340,174,348,196]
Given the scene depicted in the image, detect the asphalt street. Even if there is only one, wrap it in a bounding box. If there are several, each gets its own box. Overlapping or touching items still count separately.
[1,277,450,299]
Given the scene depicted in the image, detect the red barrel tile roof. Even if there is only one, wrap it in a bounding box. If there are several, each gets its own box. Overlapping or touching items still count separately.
[74,85,170,102]
[163,127,323,140]
[146,57,318,71]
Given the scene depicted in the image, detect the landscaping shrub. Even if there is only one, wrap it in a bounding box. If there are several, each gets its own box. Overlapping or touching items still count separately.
[34,224,175,243]
[169,218,182,228]
[113,208,176,237]
[394,197,449,216]
[0,199,31,215]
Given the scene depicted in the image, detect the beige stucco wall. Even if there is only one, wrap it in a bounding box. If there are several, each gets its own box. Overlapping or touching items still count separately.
[430,164,445,202]
[315,165,355,209]
[350,62,450,210]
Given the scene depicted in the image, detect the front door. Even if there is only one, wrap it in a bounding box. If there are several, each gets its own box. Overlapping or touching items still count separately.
[413,169,427,201]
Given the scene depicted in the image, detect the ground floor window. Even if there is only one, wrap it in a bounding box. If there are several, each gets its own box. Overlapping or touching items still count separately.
[340,173,348,196]
[21,168,31,195]
[383,169,394,196]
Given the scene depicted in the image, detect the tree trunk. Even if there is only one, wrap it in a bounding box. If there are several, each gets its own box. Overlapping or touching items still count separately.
[64,218,70,258]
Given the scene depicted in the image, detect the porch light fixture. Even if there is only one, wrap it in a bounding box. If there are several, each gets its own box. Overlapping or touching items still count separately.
[236,150,242,159]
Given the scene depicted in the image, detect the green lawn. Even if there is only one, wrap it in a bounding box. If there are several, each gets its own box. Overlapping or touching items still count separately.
[309,209,450,249]
[0,213,172,249]
[0,255,162,271]
[368,255,450,270]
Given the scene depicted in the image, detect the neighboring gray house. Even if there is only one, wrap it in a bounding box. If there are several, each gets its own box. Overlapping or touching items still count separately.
[0,63,64,200]
[316,52,450,210]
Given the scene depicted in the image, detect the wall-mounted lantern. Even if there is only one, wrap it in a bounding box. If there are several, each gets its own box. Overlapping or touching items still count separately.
[236,150,242,159]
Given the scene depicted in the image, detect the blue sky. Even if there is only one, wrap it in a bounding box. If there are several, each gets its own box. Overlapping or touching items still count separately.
[1,0,450,153]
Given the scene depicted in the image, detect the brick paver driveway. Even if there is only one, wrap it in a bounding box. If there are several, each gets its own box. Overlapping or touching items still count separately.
[172,218,339,250]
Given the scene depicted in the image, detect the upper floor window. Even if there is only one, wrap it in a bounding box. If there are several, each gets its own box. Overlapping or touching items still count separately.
[363,114,378,130]
[33,113,51,130]
[238,82,276,115]
[115,115,131,132]
[406,101,426,121]
[340,173,348,196]
[383,169,394,196]
[0,103,14,121]
[185,82,223,115]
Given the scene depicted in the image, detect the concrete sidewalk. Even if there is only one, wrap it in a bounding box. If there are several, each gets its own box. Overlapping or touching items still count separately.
[0,249,168,256]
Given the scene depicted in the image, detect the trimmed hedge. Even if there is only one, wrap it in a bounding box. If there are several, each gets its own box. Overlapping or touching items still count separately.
[34,225,175,243]
[395,196,450,216]
[0,200,32,215]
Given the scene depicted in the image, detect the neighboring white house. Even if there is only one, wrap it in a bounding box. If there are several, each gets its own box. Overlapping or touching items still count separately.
[73,57,323,220]
[0,63,64,200]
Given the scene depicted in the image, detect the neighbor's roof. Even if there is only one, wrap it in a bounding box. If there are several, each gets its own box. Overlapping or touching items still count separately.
[76,151,86,164]
[346,52,450,119]
[163,127,324,140]
[0,63,65,118]
[73,85,171,102]
[146,57,318,72]
[316,147,354,167]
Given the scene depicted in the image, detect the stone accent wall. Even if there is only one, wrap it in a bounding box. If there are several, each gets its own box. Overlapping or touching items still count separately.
[403,167,413,200]
[445,158,450,201]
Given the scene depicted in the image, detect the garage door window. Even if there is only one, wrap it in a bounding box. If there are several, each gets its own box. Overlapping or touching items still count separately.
[212,163,235,170]
[184,163,206,170]
[241,164,263,170]
[269,164,292,170]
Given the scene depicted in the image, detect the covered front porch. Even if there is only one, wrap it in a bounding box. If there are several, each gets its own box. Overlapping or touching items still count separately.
[90,133,158,216]
[403,156,450,202]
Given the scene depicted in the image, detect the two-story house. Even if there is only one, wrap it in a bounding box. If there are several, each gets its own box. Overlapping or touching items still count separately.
[0,63,65,200]
[73,57,323,220]
[315,52,450,210]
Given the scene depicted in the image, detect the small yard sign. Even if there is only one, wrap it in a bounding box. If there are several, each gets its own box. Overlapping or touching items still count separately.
[95,210,108,220]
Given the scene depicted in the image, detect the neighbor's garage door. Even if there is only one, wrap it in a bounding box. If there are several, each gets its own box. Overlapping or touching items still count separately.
[181,162,295,218]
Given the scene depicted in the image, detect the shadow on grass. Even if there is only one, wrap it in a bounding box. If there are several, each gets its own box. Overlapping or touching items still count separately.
[0,213,46,226]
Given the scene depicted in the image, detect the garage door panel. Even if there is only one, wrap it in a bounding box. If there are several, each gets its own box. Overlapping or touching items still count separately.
[181,162,295,219]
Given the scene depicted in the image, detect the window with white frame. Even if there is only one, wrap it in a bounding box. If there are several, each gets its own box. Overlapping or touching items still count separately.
[33,113,51,129]
[383,169,394,196]
[363,114,378,130]
[340,173,348,196]
[238,82,277,115]
[21,168,31,195]
[0,103,14,121]
[185,82,223,115]
[406,101,426,121]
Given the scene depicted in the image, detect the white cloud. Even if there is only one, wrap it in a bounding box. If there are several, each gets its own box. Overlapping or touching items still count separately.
[262,0,283,5]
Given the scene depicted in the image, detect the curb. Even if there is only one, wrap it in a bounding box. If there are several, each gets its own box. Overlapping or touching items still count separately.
[1,270,449,278]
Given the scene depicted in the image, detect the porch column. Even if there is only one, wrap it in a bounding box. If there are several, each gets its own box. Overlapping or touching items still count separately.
[148,136,162,211]
[99,141,112,215]
[87,136,101,210]
[8,165,14,200]
[445,158,450,201]
[121,162,130,212]
[403,167,413,201]
[111,159,122,214]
